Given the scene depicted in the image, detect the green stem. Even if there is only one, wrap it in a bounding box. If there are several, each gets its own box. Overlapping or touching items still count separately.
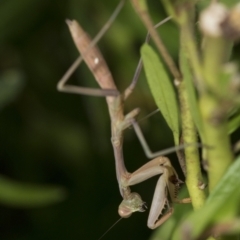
[177,4,206,210]
[178,81,206,209]
[203,37,229,93]
[200,96,233,191]
[179,12,215,239]
[160,0,205,92]
[200,35,233,191]
[179,11,205,93]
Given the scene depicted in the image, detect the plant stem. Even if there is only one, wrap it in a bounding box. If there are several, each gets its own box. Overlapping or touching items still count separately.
[178,81,206,209]
[179,11,205,93]
[176,4,206,210]
[200,35,234,191]
[131,0,182,81]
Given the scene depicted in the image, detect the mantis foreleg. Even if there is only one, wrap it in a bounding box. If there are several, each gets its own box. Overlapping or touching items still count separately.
[118,156,190,229]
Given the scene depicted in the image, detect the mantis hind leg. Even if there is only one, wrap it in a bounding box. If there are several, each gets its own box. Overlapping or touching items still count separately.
[57,1,125,97]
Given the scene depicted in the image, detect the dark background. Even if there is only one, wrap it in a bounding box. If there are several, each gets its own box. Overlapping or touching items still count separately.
[1,1,238,240]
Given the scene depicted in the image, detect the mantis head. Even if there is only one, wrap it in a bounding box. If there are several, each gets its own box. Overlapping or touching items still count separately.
[118,192,146,218]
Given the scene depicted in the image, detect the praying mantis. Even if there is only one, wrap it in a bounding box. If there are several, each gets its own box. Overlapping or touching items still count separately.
[57,0,190,229]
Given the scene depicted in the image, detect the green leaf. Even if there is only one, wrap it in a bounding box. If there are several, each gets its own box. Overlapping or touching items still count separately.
[0,175,66,208]
[179,49,204,140]
[141,44,180,144]
[228,110,240,134]
[172,155,240,239]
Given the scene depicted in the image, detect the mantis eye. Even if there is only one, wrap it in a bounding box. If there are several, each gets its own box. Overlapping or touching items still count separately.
[118,205,133,218]
[118,192,146,218]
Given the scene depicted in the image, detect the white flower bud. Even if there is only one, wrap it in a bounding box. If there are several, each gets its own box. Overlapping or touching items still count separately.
[199,3,228,37]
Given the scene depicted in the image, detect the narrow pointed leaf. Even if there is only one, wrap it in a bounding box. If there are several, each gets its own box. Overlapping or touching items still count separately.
[0,175,66,208]
[228,109,240,134]
[141,44,179,144]
[173,155,240,239]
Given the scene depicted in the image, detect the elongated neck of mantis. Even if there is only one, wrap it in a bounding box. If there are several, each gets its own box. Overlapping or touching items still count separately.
[112,132,127,194]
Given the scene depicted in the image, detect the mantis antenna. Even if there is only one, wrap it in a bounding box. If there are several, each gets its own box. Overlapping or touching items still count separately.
[97,217,122,240]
